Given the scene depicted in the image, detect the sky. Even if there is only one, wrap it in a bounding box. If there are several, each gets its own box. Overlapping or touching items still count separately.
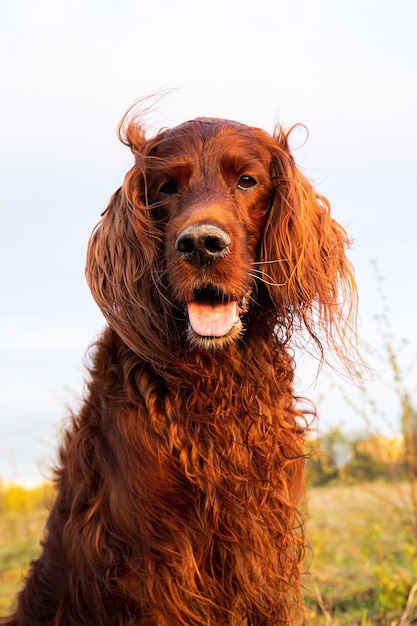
[1,0,416,482]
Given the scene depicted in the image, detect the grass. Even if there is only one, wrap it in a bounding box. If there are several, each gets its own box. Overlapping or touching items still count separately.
[1,481,417,623]
[304,481,417,624]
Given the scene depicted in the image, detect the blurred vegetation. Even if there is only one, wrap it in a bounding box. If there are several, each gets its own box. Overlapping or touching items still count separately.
[0,482,53,614]
[308,428,415,487]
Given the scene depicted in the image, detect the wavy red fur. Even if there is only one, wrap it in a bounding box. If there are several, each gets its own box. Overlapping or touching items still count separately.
[2,108,358,625]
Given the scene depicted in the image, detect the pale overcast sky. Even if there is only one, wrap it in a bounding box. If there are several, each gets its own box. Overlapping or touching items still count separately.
[1,0,416,481]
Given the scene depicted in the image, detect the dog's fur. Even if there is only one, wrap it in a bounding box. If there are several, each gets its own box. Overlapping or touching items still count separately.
[3,110,357,625]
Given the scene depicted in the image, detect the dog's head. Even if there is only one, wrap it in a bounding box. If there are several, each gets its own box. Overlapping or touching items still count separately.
[86,112,357,370]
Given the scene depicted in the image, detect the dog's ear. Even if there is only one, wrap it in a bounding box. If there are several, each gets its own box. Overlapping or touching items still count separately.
[85,149,178,366]
[259,127,357,364]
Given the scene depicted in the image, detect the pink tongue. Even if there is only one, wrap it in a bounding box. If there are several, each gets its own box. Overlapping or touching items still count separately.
[187,301,239,337]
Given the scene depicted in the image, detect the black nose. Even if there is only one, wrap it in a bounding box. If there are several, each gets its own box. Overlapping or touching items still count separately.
[175,224,231,267]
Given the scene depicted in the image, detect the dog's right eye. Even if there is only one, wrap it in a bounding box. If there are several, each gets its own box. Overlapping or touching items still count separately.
[159,180,178,196]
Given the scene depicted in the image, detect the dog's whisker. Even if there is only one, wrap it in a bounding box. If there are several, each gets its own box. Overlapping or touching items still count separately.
[248,271,287,288]
[252,257,292,265]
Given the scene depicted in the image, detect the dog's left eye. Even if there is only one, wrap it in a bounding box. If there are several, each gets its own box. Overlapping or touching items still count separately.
[159,180,178,196]
[237,175,258,190]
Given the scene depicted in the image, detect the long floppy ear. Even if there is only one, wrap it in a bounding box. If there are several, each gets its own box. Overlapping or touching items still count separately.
[85,121,179,369]
[259,126,358,367]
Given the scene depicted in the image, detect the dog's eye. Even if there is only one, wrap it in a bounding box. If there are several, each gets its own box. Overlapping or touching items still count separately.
[237,175,258,190]
[159,180,178,196]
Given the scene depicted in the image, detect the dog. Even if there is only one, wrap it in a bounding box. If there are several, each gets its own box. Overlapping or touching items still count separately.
[3,108,357,625]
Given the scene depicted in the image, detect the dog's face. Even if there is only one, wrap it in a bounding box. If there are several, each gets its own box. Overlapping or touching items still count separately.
[143,119,274,350]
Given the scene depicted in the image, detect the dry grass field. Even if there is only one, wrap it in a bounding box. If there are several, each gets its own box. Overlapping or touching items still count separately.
[304,481,417,624]
[1,480,417,623]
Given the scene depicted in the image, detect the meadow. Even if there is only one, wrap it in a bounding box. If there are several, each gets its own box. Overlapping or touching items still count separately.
[1,480,417,624]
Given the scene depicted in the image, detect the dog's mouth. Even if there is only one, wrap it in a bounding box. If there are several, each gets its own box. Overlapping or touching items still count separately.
[185,287,249,349]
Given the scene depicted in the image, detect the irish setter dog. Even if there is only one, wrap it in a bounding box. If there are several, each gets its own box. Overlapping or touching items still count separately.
[3,109,357,625]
